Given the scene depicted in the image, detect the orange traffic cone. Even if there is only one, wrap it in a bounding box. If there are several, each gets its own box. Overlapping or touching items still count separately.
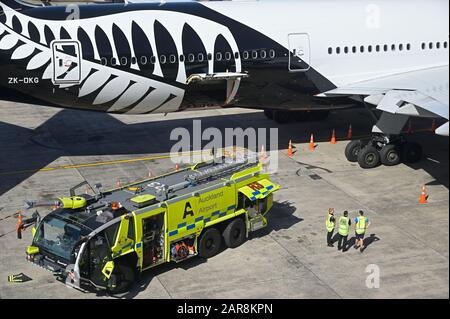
[309,134,315,151]
[419,185,428,204]
[259,145,268,161]
[330,129,337,144]
[16,211,23,239]
[288,140,294,157]
[430,119,437,133]
[347,125,353,140]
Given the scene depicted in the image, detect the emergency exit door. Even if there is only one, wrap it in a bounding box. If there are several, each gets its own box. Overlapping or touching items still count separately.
[51,41,81,85]
[288,33,310,72]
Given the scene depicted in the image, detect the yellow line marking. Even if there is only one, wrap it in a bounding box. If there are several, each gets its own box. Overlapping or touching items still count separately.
[0,150,210,177]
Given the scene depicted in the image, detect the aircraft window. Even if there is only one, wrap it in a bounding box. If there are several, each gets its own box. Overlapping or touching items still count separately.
[225,52,232,60]
[188,54,195,63]
[198,53,204,62]
[234,52,240,59]
[252,51,258,59]
[360,46,365,53]
[260,50,267,59]
[429,42,433,49]
[208,53,213,61]
[444,42,448,49]
[101,57,107,66]
[384,44,388,52]
[436,42,441,49]
[243,51,249,60]
[111,57,117,66]
[160,55,167,64]
[399,44,403,51]
[391,44,396,51]
[269,49,276,58]
[169,55,177,64]
[407,43,411,51]
[421,42,426,50]
[336,47,340,54]
[131,57,137,65]
[179,55,185,62]
[328,47,332,55]
[375,45,380,52]
[120,57,127,65]
[150,56,156,64]
[140,56,147,65]
[344,47,349,54]
[352,46,357,53]
[216,52,223,61]
[368,45,373,53]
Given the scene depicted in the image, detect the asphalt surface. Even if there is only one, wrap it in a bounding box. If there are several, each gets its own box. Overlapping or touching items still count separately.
[0,101,448,299]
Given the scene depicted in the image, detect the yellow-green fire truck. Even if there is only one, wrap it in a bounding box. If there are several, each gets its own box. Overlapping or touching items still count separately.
[25,156,280,293]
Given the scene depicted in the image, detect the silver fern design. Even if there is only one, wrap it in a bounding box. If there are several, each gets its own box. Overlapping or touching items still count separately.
[0,3,242,114]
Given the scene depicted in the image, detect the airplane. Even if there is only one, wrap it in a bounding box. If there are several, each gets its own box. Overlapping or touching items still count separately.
[0,0,448,169]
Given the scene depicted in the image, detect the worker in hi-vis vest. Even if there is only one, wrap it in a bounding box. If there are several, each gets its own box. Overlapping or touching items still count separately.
[326,208,336,247]
[354,210,370,252]
[337,211,351,252]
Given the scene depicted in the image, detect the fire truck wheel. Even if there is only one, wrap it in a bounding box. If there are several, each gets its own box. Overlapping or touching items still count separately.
[108,262,136,294]
[223,218,246,249]
[199,227,222,259]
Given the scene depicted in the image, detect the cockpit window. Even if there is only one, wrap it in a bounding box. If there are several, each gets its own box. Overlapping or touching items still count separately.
[34,216,89,261]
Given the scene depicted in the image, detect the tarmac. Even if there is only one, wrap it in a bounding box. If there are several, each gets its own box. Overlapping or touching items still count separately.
[0,100,448,299]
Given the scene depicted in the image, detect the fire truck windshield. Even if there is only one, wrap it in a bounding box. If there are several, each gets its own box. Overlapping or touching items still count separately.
[34,216,90,261]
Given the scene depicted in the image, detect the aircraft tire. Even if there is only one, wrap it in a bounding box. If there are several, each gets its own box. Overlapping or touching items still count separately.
[402,142,423,164]
[345,140,363,162]
[380,144,401,166]
[357,145,381,169]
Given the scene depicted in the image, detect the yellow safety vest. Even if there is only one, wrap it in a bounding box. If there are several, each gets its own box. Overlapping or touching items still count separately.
[356,217,367,234]
[338,216,349,236]
[326,213,335,232]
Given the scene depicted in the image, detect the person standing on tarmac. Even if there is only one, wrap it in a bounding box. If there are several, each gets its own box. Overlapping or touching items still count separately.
[326,208,336,247]
[337,211,351,252]
[354,210,370,252]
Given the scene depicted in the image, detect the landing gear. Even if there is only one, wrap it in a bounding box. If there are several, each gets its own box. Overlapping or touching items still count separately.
[357,145,381,169]
[347,134,423,169]
[345,140,364,162]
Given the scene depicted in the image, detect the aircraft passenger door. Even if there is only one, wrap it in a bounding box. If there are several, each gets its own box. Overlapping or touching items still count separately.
[51,40,82,85]
[288,33,311,72]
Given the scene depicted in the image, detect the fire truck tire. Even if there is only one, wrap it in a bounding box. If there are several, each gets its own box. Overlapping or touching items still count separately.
[108,262,136,294]
[199,227,222,259]
[223,218,246,249]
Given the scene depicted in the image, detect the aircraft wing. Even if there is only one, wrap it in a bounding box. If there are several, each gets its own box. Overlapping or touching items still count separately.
[318,66,449,136]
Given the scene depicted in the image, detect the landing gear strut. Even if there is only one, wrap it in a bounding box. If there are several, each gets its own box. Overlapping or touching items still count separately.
[345,134,423,169]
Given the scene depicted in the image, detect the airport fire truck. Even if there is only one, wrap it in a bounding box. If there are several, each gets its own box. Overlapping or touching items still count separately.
[24,156,280,293]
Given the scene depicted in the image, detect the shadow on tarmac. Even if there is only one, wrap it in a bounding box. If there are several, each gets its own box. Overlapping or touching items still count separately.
[0,106,448,197]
